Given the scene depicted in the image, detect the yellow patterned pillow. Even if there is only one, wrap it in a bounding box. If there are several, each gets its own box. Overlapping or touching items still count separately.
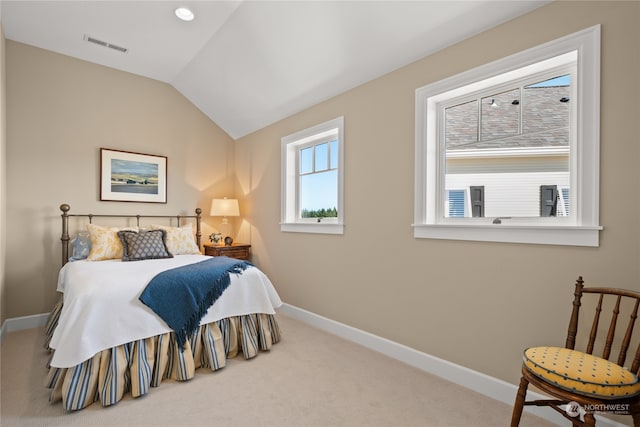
[86,224,139,261]
[150,224,200,255]
[524,346,640,399]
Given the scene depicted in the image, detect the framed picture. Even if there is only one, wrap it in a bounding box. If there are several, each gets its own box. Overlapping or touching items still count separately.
[100,148,167,203]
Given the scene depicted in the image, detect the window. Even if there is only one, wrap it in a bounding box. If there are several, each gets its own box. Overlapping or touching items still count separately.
[447,190,466,218]
[560,187,570,217]
[281,116,344,234]
[414,26,601,246]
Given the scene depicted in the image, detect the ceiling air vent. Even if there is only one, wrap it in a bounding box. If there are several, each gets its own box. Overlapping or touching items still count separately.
[83,35,128,53]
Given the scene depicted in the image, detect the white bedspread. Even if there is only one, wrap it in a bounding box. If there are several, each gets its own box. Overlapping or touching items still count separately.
[49,255,282,368]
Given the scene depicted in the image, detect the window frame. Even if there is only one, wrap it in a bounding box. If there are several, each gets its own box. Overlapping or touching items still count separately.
[281,116,345,234]
[414,25,602,247]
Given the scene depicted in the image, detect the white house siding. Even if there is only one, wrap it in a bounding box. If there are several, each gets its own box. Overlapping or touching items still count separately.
[445,155,569,217]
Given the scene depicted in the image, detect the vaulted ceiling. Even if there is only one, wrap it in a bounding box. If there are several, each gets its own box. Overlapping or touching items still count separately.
[1,1,549,139]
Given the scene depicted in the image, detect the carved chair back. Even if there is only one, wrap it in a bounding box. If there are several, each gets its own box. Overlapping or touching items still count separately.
[566,276,640,375]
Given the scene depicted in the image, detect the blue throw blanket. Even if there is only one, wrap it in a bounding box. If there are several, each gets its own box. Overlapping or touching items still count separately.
[139,256,253,350]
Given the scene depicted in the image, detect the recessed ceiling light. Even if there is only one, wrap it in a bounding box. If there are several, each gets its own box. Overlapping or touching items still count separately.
[175,7,194,22]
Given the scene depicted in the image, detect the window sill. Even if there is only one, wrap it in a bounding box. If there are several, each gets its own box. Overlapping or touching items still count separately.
[280,222,344,235]
[413,223,602,247]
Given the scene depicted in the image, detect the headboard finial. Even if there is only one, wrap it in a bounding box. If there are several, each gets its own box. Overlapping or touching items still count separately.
[195,208,202,249]
[61,204,71,266]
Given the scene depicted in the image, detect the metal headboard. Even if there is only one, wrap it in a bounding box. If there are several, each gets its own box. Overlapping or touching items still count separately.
[59,203,202,267]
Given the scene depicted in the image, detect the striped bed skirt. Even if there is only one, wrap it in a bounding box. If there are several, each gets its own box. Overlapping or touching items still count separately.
[43,298,282,411]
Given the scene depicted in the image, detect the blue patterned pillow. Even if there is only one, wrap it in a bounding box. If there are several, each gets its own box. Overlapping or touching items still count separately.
[117,230,173,262]
[69,231,91,261]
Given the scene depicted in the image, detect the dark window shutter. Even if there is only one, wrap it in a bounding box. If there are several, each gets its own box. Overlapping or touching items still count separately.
[540,185,558,217]
[470,186,485,217]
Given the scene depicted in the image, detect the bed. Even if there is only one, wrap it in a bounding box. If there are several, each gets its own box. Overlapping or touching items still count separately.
[44,204,282,411]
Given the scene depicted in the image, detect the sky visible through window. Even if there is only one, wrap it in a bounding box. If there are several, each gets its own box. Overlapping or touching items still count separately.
[300,139,338,213]
[529,74,570,87]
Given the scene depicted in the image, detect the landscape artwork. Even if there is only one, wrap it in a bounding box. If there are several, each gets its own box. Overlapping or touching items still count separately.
[100,148,167,203]
[111,159,158,195]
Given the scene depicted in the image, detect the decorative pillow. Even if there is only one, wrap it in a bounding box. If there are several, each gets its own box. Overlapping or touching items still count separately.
[69,231,92,261]
[117,230,173,262]
[150,224,200,255]
[86,224,139,261]
[523,346,640,399]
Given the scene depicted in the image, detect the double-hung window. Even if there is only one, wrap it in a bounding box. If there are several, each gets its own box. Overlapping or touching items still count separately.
[414,26,601,246]
[281,116,344,234]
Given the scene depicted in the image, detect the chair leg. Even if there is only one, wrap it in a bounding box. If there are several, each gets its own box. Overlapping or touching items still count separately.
[510,375,529,427]
[583,412,596,427]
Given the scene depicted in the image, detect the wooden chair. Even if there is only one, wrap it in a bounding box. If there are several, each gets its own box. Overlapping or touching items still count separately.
[511,277,640,427]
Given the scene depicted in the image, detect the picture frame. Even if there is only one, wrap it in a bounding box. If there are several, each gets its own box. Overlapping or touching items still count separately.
[100,148,167,203]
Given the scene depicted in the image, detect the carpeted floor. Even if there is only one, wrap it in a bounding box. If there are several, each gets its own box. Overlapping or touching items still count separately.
[0,312,556,426]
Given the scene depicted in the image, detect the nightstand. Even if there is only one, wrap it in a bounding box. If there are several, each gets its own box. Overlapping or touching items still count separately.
[203,243,251,260]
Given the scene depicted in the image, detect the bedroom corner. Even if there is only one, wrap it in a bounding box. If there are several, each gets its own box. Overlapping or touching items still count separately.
[3,40,237,321]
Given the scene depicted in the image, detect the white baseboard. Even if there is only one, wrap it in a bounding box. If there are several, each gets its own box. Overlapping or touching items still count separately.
[277,303,628,427]
[0,312,49,342]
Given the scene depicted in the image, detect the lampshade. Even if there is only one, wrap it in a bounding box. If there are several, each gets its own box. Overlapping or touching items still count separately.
[210,198,239,224]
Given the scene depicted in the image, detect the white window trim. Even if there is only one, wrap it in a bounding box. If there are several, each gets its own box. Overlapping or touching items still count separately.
[414,25,602,247]
[281,116,344,234]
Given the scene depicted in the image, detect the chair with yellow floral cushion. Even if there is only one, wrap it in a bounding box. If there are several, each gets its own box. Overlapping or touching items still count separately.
[510,277,640,427]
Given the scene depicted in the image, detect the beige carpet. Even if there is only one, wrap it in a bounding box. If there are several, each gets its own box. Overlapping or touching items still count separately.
[0,313,556,426]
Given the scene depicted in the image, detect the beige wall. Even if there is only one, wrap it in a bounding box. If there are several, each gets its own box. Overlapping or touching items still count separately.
[1,24,6,324]
[4,41,237,321]
[235,1,640,386]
